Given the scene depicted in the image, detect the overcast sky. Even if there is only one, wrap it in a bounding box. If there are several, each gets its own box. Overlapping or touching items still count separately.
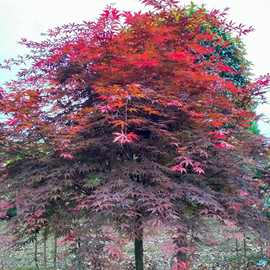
[0,0,269,135]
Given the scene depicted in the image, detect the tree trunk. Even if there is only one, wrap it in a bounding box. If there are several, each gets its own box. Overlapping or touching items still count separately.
[43,229,48,269]
[235,239,241,270]
[76,237,84,270]
[259,236,264,256]
[243,233,247,269]
[134,235,144,270]
[53,232,57,270]
[172,227,188,269]
[34,233,40,270]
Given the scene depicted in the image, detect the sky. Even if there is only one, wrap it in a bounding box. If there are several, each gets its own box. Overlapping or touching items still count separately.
[0,0,269,135]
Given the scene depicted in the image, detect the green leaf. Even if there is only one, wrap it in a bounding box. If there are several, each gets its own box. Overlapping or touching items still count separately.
[84,175,102,188]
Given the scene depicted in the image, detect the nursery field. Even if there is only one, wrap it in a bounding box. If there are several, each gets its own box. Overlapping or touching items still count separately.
[0,219,267,270]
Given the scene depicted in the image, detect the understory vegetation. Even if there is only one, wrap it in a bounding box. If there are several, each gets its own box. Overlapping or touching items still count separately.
[1,219,270,269]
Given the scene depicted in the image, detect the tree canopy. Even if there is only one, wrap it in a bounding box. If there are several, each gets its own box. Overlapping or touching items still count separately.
[0,0,270,269]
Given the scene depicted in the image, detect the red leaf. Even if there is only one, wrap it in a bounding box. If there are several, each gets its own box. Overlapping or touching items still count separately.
[60,153,74,160]
[190,43,215,55]
[196,33,215,41]
[167,51,193,62]
[192,166,205,175]
[229,202,242,212]
[239,190,249,197]
[7,118,18,126]
[131,52,159,68]
[214,141,235,150]
[180,157,193,167]
[113,131,139,144]
[217,63,234,73]
[171,164,187,174]
[224,81,240,94]
[208,131,227,140]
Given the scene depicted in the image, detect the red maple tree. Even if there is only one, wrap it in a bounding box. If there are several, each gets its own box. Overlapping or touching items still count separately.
[0,0,270,269]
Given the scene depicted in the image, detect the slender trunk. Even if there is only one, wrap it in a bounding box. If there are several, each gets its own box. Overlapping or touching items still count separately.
[134,216,144,270]
[76,237,84,270]
[259,236,264,256]
[43,229,47,269]
[235,239,241,270]
[134,236,144,270]
[34,233,40,270]
[243,233,247,269]
[172,227,188,266]
[53,232,57,270]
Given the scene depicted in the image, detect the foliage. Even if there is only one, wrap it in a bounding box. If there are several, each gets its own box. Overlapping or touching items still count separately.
[0,0,270,269]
